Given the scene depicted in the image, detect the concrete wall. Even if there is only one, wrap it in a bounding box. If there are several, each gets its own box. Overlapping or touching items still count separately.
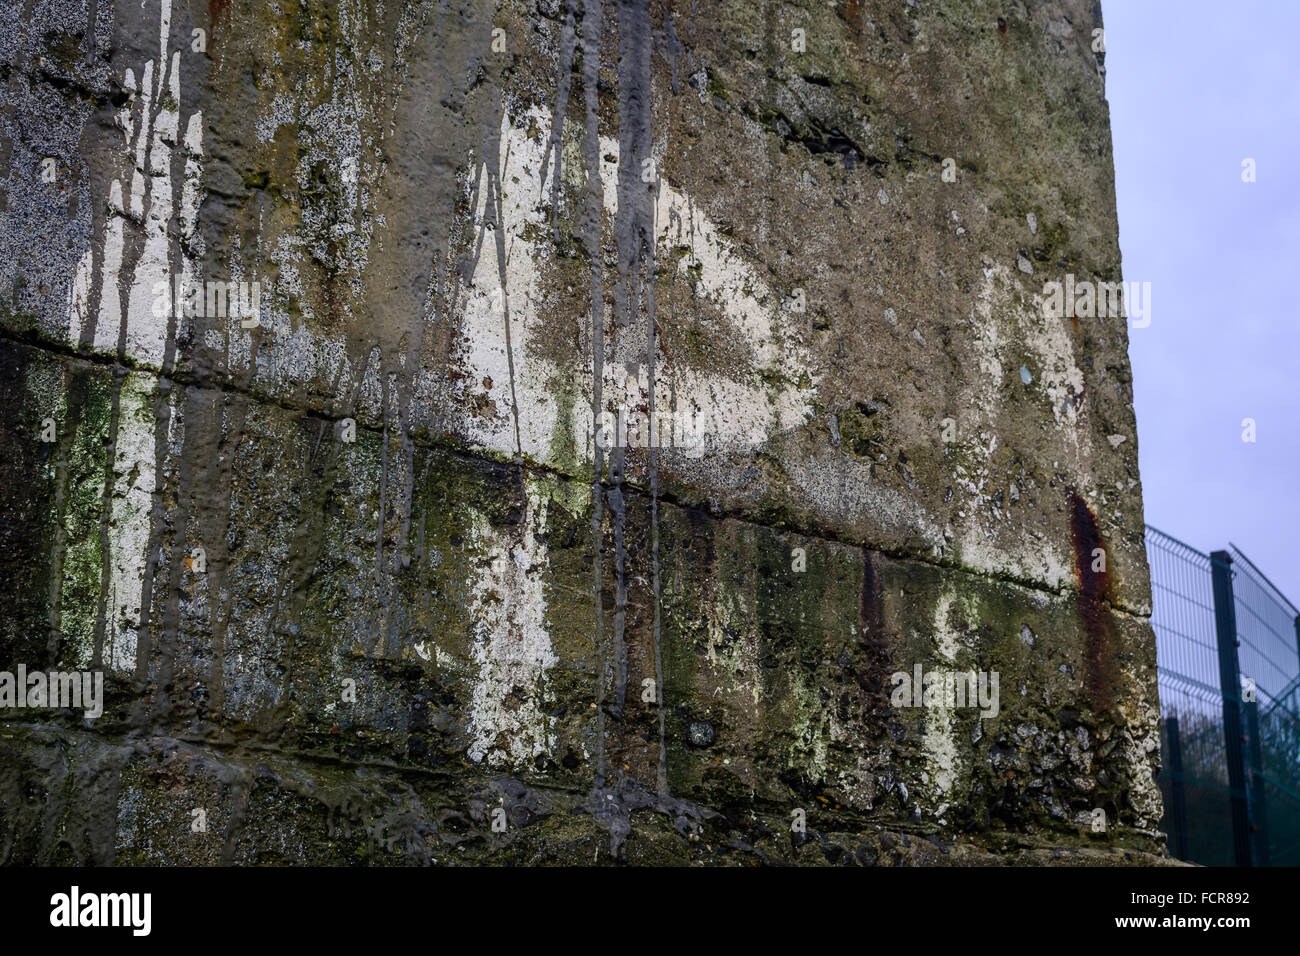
[0,0,1166,864]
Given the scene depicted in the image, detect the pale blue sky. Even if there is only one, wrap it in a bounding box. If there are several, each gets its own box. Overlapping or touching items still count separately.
[1106,0,1300,604]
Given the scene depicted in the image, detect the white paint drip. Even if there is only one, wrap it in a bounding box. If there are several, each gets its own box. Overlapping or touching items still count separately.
[465,479,559,766]
[920,592,961,816]
[60,1,201,672]
[104,374,159,671]
[953,265,1089,590]
[454,106,816,463]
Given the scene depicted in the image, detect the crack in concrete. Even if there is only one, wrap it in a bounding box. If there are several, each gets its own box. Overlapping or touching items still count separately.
[1,326,1152,619]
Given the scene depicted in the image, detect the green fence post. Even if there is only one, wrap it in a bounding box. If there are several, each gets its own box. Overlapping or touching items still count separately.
[1164,715,1189,860]
[1243,698,1270,866]
[1211,550,1253,866]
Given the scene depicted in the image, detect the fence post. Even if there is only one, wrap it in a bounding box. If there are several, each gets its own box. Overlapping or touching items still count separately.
[1210,550,1253,866]
[1164,715,1189,860]
[1243,699,1270,866]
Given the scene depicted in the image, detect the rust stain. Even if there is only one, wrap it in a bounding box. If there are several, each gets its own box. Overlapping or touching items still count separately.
[857,551,891,709]
[208,0,232,38]
[1070,492,1115,713]
[838,0,863,32]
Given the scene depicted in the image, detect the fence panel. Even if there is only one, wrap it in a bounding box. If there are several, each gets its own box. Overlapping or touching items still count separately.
[1147,527,1236,865]
[1147,525,1300,866]
[1228,544,1300,864]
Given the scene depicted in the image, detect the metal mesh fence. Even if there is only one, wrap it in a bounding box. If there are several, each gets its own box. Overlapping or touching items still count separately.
[1148,527,1235,865]
[1147,525,1300,866]
[1229,545,1300,864]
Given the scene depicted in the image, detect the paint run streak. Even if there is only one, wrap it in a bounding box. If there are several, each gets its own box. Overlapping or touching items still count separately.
[1070,492,1115,714]
[581,0,609,792]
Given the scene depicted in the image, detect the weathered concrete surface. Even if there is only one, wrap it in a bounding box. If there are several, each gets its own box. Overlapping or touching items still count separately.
[0,0,1165,864]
